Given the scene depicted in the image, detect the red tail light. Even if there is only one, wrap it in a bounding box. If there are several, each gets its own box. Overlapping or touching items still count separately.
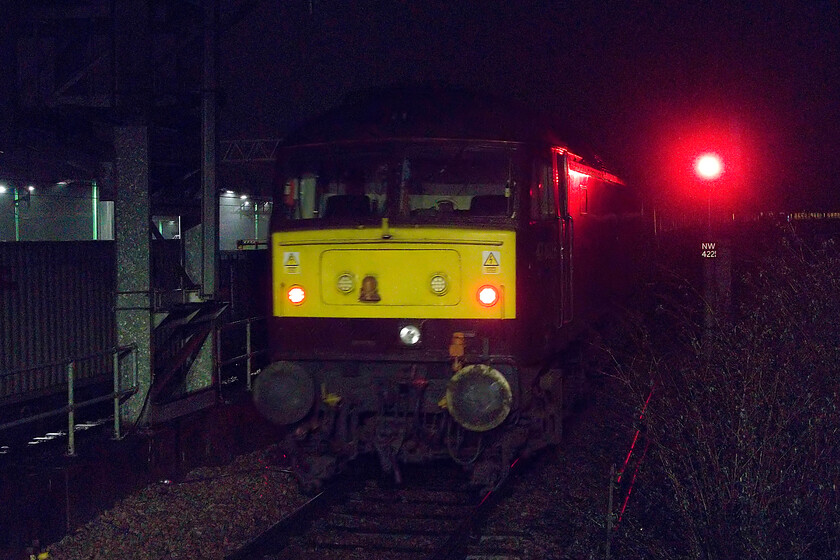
[477,285,499,307]
[287,285,306,305]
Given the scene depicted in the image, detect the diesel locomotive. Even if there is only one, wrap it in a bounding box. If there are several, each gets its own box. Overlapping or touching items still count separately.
[253,86,643,489]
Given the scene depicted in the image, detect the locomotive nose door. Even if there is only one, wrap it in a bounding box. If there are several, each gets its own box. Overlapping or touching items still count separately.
[528,150,574,337]
[556,152,573,325]
[530,154,566,336]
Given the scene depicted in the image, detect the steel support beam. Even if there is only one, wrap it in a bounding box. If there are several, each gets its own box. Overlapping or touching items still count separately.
[220,139,282,163]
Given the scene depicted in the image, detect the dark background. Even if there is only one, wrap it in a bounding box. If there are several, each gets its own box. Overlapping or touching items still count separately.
[1,1,837,218]
[217,1,839,216]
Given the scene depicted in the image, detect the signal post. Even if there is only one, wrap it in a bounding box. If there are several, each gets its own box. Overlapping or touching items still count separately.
[695,153,731,344]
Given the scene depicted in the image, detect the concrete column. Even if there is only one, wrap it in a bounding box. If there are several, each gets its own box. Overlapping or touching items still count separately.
[114,126,152,426]
[201,0,219,299]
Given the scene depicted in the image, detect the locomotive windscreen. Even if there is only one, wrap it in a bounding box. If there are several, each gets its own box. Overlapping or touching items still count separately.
[274,140,525,223]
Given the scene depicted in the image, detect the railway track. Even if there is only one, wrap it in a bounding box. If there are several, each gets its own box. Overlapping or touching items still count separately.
[226,458,528,560]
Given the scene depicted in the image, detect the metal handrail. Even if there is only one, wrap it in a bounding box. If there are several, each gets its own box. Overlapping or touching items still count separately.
[216,316,267,391]
[0,344,139,455]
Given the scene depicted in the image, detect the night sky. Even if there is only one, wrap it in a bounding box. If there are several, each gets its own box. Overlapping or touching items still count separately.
[218,0,839,215]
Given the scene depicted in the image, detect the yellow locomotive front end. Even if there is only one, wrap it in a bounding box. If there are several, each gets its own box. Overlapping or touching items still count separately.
[272,226,516,320]
[255,132,538,490]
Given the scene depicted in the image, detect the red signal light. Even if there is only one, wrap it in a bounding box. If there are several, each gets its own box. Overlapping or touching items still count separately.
[695,153,723,180]
[287,285,306,305]
[477,285,499,307]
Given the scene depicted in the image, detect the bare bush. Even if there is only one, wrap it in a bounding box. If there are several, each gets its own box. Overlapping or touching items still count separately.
[611,230,840,559]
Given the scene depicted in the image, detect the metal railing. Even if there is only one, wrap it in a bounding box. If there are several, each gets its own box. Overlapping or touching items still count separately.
[0,344,140,455]
[216,316,267,392]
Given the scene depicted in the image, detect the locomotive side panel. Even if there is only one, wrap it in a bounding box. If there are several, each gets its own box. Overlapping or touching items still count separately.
[566,163,644,325]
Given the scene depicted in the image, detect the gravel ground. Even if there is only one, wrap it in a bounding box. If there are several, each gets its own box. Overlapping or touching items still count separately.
[484,376,639,559]
[45,447,307,560]
[44,375,637,560]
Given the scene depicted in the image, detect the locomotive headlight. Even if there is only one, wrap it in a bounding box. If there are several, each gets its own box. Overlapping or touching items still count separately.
[430,274,448,295]
[399,324,421,346]
[446,364,512,432]
[477,285,499,307]
[287,285,306,305]
[336,273,355,293]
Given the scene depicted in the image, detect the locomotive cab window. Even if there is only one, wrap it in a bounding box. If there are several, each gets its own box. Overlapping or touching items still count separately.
[274,140,522,226]
[569,170,589,215]
[531,159,556,221]
[275,147,389,222]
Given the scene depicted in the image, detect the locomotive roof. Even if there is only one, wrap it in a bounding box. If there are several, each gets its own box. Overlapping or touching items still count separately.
[281,84,603,162]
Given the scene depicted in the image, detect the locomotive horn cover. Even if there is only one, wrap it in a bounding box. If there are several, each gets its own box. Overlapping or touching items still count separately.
[446,364,512,432]
[253,362,315,425]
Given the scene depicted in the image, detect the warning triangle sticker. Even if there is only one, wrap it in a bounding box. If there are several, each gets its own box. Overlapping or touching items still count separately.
[285,254,299,266]
[483,253,499,267]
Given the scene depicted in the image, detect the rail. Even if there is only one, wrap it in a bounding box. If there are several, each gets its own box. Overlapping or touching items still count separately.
[216,316,267,392]
[0,344,140,455]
